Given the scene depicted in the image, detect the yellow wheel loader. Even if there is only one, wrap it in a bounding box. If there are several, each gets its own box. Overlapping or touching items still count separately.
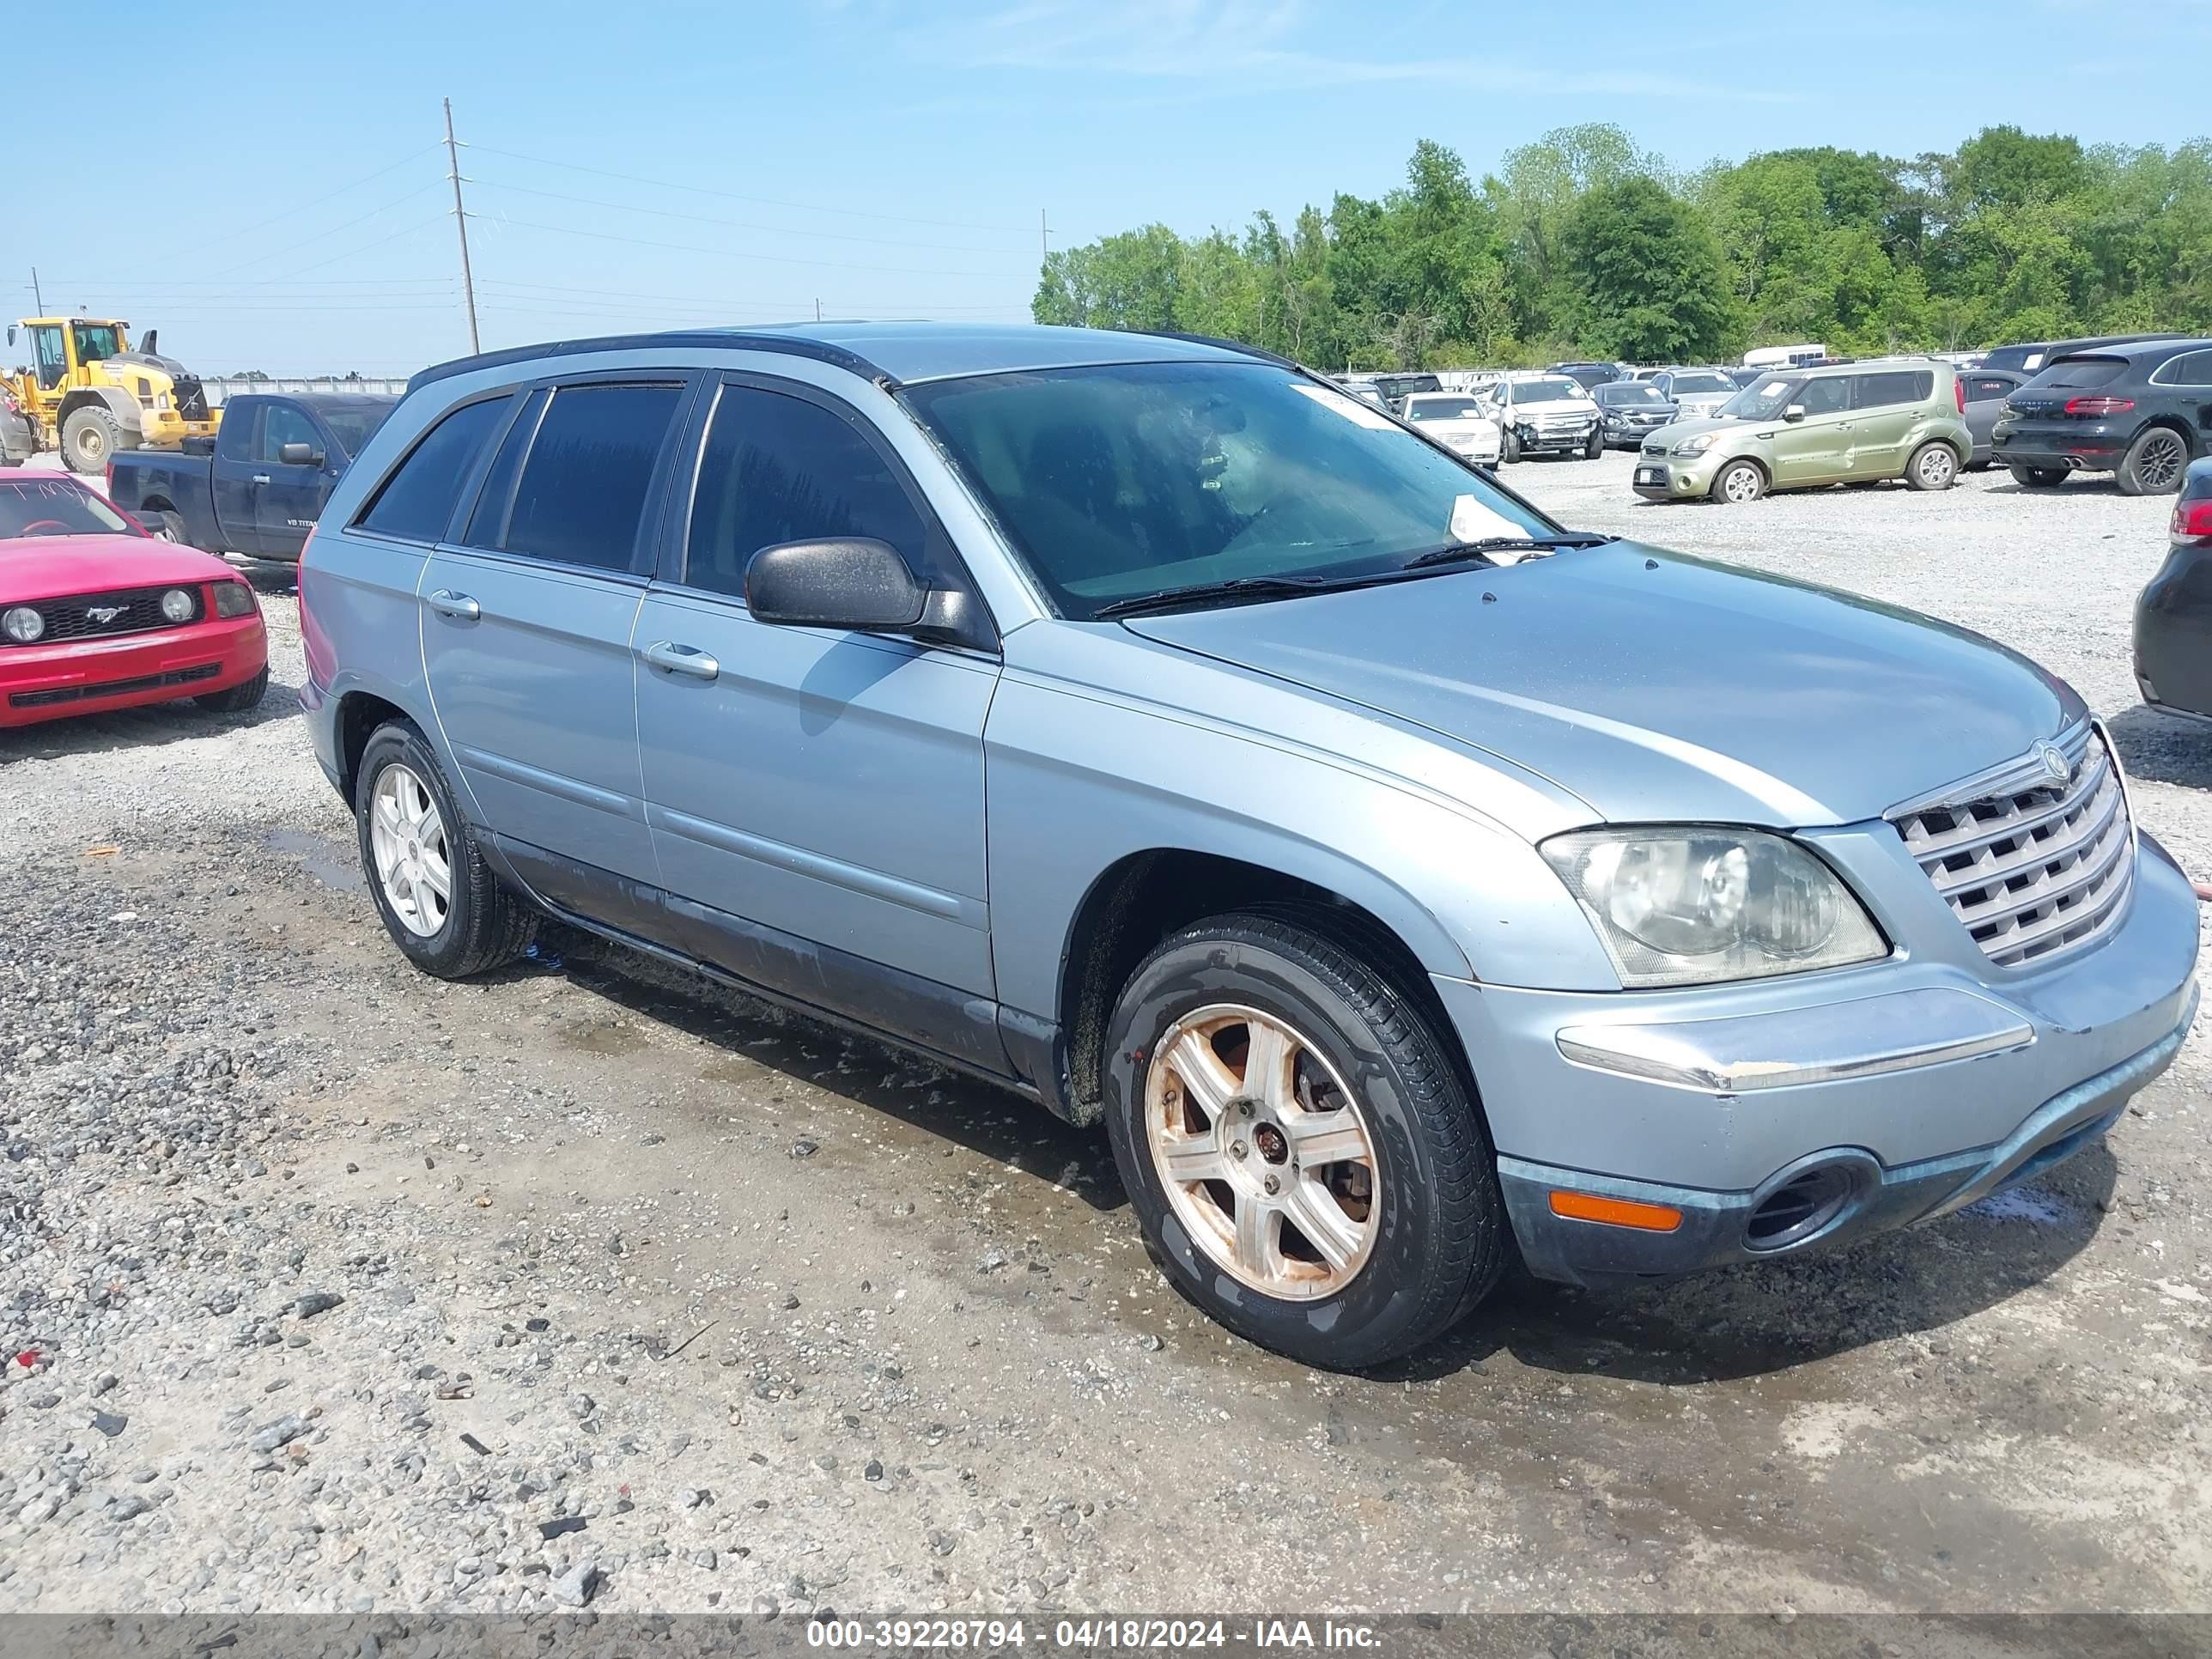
[5,318,222,474]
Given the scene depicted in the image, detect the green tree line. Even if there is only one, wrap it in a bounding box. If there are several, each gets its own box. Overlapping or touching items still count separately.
[1031,125,2212,368]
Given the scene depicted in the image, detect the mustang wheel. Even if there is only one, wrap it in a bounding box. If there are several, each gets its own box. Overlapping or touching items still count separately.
[1102,911,1504,1369]
[356,721,535,978]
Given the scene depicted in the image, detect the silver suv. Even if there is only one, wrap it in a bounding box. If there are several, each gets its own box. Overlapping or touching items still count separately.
[300,324,2199,1368]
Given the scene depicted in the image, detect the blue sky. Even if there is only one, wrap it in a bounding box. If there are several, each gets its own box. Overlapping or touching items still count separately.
[6,0,2204,374]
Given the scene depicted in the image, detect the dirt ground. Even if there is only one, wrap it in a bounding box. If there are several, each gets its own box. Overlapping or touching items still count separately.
[2,451,2207,1618]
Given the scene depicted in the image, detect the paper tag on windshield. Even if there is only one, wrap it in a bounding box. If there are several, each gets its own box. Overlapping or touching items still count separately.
[1292,382,1396,430]
[1449,492,1521,546]
[1760,380,1790,396]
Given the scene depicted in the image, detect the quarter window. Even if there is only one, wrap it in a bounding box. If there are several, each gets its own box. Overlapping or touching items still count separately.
[496,383,684,574]
[684,384,933,598]
[356,396,509,544]
[1851,371,1933,410]
[2156,350,2212,387]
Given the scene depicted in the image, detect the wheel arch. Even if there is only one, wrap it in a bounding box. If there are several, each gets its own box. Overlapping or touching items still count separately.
[1052,848,1469,1122]
[58,386,142,437]
[331,686,420,805]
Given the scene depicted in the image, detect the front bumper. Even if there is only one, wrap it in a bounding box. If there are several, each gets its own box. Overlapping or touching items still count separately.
[1631,449,1726,498]
[1432,832,2202,1286]
[0,612,265,728]
[1512,422,1597,455]
[134,410,222,449]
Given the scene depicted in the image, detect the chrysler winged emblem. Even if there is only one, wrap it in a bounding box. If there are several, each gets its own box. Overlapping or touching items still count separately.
[2036,741,2071,785]
[87,605,126,625]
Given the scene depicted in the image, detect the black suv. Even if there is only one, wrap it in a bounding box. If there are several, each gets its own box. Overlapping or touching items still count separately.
[1992,338,2212,495]
[1979,332,2191,377]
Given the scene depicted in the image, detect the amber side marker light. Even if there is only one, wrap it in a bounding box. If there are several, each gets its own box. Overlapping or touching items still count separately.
[1549,1190,1683,1232]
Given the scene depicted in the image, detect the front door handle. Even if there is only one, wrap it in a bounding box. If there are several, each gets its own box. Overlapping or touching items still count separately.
[251,473,271,485]
[642,640,720,681]
[428,589,481,621]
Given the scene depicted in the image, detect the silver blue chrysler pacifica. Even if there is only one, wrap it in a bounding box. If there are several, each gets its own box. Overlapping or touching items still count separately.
[298,323,2201,1368]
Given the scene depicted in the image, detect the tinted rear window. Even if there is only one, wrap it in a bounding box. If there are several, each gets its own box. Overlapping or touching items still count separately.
[496,383,684,573]
[1852,370,1934,409]
[2027,356,2128,391]
[356,396,508,543]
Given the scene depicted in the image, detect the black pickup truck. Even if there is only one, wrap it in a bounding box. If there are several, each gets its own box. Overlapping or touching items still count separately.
[105,392,395,561]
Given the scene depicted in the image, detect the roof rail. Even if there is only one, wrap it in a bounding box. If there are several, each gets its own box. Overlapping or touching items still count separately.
[404,329,891,395]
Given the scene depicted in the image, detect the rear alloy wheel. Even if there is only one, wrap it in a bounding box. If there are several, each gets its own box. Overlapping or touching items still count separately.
[2009,465,2067,489]
[1711,459,1765,504]
[1905,441,1958,492]
[356,721,536,979]
[2118,428,2189,496]
[1102,912,1504,1369]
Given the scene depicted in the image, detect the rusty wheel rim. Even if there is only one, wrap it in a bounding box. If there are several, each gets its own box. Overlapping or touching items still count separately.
[1144,1004,1379,1300]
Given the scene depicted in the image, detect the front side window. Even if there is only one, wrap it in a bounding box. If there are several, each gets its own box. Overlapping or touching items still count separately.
[684,384,933,598]
[902,361,1553,619]
[357,395,510,544]
[497,383,684,573]
[31,325,66,389]
[71,324,122,365]
[258,404,321,464]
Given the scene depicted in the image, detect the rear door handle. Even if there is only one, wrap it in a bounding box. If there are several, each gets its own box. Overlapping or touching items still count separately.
[428,589,481,621]
[251,473,271,485]
[642,640,720,681]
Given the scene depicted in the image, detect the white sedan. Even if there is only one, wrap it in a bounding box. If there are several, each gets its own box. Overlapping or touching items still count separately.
[1399,392,1504,465]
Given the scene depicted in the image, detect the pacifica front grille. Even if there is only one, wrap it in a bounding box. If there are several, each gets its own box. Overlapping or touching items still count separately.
[1890,723,2135,969]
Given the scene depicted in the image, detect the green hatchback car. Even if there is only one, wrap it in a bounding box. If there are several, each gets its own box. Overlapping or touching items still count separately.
[1632,360,1972,504]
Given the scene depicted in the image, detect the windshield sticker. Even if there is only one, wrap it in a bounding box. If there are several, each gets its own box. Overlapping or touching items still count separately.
[1761,381,1791,396]
[1293,383,1396,430]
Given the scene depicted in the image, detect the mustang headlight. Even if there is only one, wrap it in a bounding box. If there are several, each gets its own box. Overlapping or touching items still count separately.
[1670,431,1722,457]
[1541,828,1887,988]
[3,605,46,643]
[161,587,197,623]
[212,580,257,617]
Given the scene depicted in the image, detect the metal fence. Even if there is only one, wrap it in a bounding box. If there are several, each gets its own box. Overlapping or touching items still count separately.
[199,375,412,406]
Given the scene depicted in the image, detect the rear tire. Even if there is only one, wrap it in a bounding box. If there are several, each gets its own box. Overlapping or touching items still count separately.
[1710,459,1765,504]
[196,665,268,714]
[2009,465,2067,489]
[2117,428,2189,496]
[61,407,123,474]
[1101,912,1504,1370]
[1905,441,1958,492]
[355,721,536,980]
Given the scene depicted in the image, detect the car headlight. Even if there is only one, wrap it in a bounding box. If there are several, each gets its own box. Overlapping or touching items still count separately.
[3,605,46,643]
[212,580,256,617]
[161,587,197,623]
[1540,828,1887,988]
[1670,432,1721,457]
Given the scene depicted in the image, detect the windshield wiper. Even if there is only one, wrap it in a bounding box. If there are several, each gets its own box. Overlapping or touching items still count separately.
[1091,574,1342,619]
[1401,533,1613,570]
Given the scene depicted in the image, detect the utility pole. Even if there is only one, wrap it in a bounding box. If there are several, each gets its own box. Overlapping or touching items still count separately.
[443,98,481,354]
[29,266,44,313]
[814,297,822,322]
[1040,210,1049,266]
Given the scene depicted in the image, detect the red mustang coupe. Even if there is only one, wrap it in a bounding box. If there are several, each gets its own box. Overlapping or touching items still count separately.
[2,472,268,728]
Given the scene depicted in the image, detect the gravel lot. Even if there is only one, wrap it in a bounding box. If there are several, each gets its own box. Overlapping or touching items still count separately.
[2,449,2207,1620]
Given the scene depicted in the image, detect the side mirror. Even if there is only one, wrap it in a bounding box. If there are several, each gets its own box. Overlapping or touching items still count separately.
[1783,404,1807,422]
[279,441,325,466]
[747,537,996,652]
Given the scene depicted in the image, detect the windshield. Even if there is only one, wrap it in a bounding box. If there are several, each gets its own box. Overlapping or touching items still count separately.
[903,362,1553,619]
[314,404,394,456]
[1506,378,1586,404]
[1403,397,1487,422]
[70,323,124,363]
[1718,375,1809,421]
[2026,356,2128,390]
[1668,371,1735,395]
[1,477,135,538]
[1596,383,1668,406]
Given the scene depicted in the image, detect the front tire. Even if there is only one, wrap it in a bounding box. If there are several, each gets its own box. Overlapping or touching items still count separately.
[61,407,124,474]
[1101,912,1504,1370]
[2118,428,2189,496]
[150,508,189,544]
[1905,441,1958,492]
[1500,428,1521,465]
[355,721,535,979]
[1711,459,1765,504]
[1581,429,1603,460]
[196,665,268,714]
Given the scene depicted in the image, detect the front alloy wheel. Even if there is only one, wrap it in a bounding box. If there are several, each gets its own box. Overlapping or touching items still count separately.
[1146,1005,1378,1298]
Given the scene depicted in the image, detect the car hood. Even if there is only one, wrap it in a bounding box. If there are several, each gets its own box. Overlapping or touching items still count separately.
[1121,543,2081,830]
[3,534,234,603]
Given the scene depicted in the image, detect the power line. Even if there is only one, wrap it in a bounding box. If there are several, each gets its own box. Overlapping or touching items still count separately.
[205,179,446,281]
[478,216,1018,280]
[261,214,453,282]
[469,143,1040,236]
[466,178,1034,258]
[195,144,442,254]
